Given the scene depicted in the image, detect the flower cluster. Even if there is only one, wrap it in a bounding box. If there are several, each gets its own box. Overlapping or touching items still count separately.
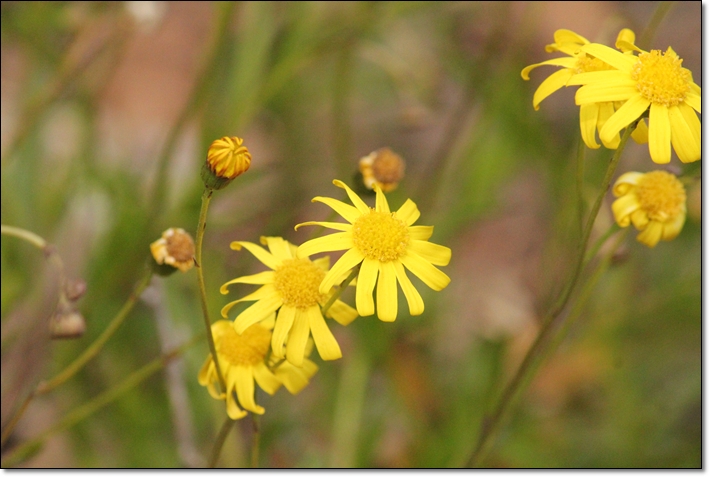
[200,175,451,419]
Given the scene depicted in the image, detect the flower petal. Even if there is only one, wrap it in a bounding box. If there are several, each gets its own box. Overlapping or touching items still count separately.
[333,179,370,214]
[275,359,318,394]
[597,101,620,149]
[374,185,390,214]
[612,172,644,197]
[312,196,361,223]
[221,285,278,318]
[220,271,275,294]
[286,310,310,367]
[294,221,351,232]
[400,251,451,291]
[599,94,650,145]
[235,366,263,414]
[356,257,378,316]
[271,305,296,359]
[230,241,279,270]
[669,104,700,163]
[409,225,433,240]
[319,247,365,293]
[393,260,424,316]
[579,43,636,71]
[631,118,649,144]
[532,68,574,110]
[253,362,282,395]
[396,199,420,226]
[685,91,701,114]
[648,103,672,164]
[297,232,354,258]
[376,261,398,322]
[327,299,358,326]
[409,240,451,266]
[611,193,641,227]
[233,294,283,334]
[575,80,638,104]
[226,386,247,420]
[261,236,293,261]
[636,220,663,248]
[553,29,589,47]
[521,57,577,80]
[661,208,686,240]
[308,306,342,361]
[579,102,601,149]
[567,70,631,86]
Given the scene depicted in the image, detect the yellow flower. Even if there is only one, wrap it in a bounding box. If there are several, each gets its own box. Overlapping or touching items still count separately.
[150,227,195,273]
[296,180,451,322]
[611,170,687,247]
[359,147,406,192]
[207,136,252,179]
[570,43,701,164]
[220,237,358,367]
[198,320,281,420]
[522,29,642,150]
[271,339,319,394]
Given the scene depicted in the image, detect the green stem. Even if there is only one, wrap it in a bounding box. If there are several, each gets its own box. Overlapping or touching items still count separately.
[36,270,154,396]
[1,225,48,250]
[251,413,261,468]
[466,123,636,467]
[195,188,226,393]
[208,417,236,468]
[321,266,359,316]
[575,139,587,237]
[1,334,203,468]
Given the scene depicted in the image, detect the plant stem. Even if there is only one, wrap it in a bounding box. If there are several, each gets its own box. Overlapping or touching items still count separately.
[1,225,47,250]
[637,1,676,51]
[466,123,636,467]
[1,334,202,468]
[208,417,236,468]
[251,413,261,468]
[321,266,359,316]
[195,188,226,393]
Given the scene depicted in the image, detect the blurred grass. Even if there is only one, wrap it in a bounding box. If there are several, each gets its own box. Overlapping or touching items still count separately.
[0,1,701,468]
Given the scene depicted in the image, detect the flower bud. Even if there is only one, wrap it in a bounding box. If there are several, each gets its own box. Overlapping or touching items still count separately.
[150,227,196,275]
[202,136,252,190]
[358,147,405,192]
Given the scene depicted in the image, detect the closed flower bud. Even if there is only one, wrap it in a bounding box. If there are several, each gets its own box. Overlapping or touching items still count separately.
[202,136,252,190]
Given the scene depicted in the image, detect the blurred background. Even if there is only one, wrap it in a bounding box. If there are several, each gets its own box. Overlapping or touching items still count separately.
[0,1,701,468]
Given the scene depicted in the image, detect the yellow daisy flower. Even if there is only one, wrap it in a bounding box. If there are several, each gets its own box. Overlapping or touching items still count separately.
[198,320,281,420]
[570,42,701,164]
[295,180,451,322]
[220,237,358,367]
[521,28,641,150]
[611,170,687,248]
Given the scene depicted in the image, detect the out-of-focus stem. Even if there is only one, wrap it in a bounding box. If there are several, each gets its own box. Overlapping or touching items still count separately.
[208,417,236,468]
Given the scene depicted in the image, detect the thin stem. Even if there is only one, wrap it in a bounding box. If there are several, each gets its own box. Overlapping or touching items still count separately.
[208,417,236,468]
[575,139,587,237]
[637,1,676,51]
[1,225,48,250]
[0,392,34,447]
[583,223,620,265]
[1,334,203,468]
[195,188,226,393]
[251,413,261,468]
[36,270,154,396]
[321,266,359,316]
[467,123,636,467]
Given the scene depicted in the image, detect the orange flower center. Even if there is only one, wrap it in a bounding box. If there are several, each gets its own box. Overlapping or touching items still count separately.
[217,325,271,366]
[631,48,691,107]
[273,258,325,308]
[635,171,686,222]
[352,210,410,262]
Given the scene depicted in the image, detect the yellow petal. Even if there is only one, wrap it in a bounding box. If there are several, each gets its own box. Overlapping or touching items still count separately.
[612,172,644,197]
[374,185,390,214]
[532,68,574,110]
[297,232,354,259]
[355,257,379,316]
[319,247,365,293]
[233,294,283,333]
[308,306,342,361]
[400,251,451,291]
[631,118,649,144]
[668,106,700,163]
[553,29,589,47]
[271,305,296,359]
[685,91,701,114]
[579,43,636,71]
[567,70,631,86]
[636,221,663,248]
[630,209,649,229]
[521,57,577,80]
[611,193,641,227]
[579,102,601,149]
[226,387,247,420]
[376,261,398,322]
[261,236,293,261]
[198,357,214,387]
[648,103,672,164]
[408,225,434,240]
[599,94,650,145]
[312,196,361,223]
[235,366,263,414]
[597,101,620,149]
[253,362,282,395]
[275,360,318,394]
[294,221,351,232]
[661,208,686,240]
[221,285,278,318]
[220,271,275,294]
[575,80,637,104]
[230,241,279,270]
[615,28,637,51]
[409,240,451,266]
[327,299,358,326]
[393,260,424,316]
[396,199,421,226]
[286,310,310,367]
[333,179,370,214]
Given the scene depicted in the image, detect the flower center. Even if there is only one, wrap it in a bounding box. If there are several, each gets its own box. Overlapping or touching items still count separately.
[273,258,325,308]
[574,54,613,74]
[164,229,195,263]
[352,209,410,262]
[218,325,271,366]
[631,48,691,107]
[634,171,686,221]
